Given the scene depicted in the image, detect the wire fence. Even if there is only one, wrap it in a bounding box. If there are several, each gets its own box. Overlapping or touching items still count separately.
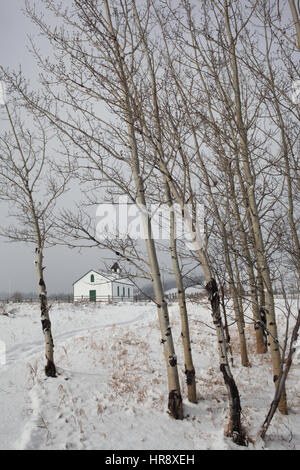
[74,295,136,303]
[1,291,298,305]
[0,295,143,304]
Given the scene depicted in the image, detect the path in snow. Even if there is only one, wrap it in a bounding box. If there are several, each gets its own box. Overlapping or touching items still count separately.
[0,304,154,450]
[5,309,150,365]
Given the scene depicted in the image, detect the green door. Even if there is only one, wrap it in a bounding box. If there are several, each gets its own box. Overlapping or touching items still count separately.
[89,290,96,302]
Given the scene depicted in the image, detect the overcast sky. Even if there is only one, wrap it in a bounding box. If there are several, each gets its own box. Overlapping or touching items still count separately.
[0,1,205,297]
[0,1,116,296]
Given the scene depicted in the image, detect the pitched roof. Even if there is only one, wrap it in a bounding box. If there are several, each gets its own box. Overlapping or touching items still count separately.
[73,269,134,286]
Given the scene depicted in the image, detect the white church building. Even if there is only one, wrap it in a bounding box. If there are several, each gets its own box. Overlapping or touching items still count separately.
[73,263,135,302]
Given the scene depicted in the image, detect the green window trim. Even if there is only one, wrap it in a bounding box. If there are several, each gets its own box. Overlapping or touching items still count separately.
[90,274,94,283]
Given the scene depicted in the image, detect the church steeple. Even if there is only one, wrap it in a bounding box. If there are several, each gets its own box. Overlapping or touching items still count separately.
[111,262,120,274]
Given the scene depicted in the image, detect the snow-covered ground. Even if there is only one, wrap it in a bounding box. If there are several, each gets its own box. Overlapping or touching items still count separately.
[0,298,299,450]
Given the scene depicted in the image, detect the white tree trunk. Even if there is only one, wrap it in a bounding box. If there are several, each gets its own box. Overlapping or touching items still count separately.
[206,279,246,445]
[168,190,197,403]
[223,3,287,414]
[35,246,56,377]
[103,0,183,419]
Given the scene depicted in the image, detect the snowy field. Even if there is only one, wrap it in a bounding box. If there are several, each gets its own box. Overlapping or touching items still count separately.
[0,298,299,450]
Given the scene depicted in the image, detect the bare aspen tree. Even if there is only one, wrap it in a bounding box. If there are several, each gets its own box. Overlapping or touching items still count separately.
[261,301,300,439]
[257,1,300,283]
[0,96,68,377]
[129,0,197,401]
[288,0,300,50]
[213,0,289,413]
[160,0,288,413]
[185,0,285,414]
[146,3,250,368]
[151,0,297,420]
[163,181,197,403]
[130,38,247,449]
[10,0,184,419]
[227,162,267,354]
[159,171,247,443]
[103,0,183,419]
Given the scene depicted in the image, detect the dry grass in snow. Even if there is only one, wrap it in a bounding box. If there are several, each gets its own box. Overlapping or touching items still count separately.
[0,299,299,450]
